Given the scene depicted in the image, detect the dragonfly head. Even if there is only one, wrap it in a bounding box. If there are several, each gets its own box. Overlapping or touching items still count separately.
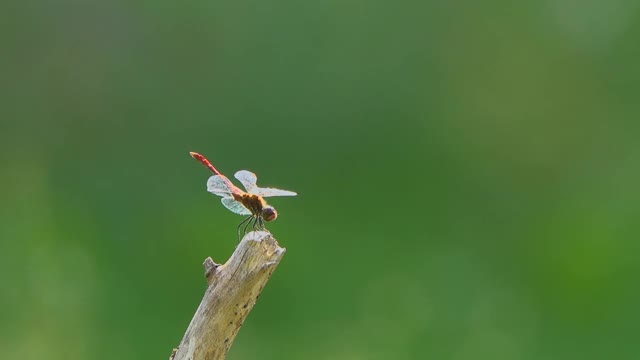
[262,205,278,222]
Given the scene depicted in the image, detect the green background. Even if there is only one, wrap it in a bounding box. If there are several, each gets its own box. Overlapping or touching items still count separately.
[1,1,639,359]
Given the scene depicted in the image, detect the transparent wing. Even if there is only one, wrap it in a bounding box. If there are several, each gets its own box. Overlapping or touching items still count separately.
[234,170,257,193]
[253,187,297,197]
[207,175,235,197]
[221,197,252,215]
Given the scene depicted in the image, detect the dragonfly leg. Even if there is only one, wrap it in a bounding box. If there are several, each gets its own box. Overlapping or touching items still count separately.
[257,216,265,231]
[241,215,255,241]
[237,215,253,242]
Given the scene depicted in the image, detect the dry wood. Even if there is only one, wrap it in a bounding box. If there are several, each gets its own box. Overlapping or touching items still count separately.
[170,231,286,360]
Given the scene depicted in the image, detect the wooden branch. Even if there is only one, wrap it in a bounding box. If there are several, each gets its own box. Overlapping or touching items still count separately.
[170,231,286,360]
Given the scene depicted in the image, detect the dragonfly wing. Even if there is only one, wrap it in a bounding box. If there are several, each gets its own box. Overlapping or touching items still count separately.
[254,187,297,197]
[207,175,235,197]
[234,170,257,193]
[221,197,252,215]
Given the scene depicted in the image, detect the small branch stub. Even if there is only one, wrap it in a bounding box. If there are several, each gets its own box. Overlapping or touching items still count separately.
[171,231,286,360]
[203,257,221,285]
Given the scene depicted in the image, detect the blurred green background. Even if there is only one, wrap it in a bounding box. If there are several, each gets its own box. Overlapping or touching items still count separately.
[1,0,639,359]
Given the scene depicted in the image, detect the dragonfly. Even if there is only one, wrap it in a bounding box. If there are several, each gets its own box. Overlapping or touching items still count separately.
[189,152,297,240]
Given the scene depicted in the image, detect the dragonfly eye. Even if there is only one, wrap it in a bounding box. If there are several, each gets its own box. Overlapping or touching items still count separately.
[262,206,277,222]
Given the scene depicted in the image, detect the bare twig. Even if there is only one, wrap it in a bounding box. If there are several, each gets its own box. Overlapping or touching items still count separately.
[171,231,286,360]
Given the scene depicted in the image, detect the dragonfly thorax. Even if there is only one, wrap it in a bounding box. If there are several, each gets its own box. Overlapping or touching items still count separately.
[237,193,277,221]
